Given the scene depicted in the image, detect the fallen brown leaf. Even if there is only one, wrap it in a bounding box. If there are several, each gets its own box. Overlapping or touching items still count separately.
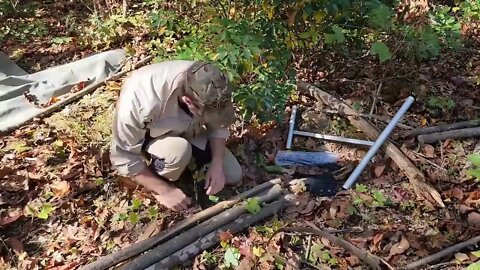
[422,144,435,158]
[137,221,161,242]
[374,164,386,177]
[237,257,255,270]
[467,212,480,227]
[50,181,71,198]
[0,166,13,178]
[218,230,234,243]
[305,138,316,149]
[0,175,28,192]
[389,236,410,258]
[465,191,480,206]
[7,237,24,254]
[0,210,22,227]
[371,233,384,252]
[455,252,470,262]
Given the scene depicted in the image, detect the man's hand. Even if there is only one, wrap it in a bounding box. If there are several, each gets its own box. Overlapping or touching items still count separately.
[205,161,226,195]
[134,168,191,212]
[154,187,191,212]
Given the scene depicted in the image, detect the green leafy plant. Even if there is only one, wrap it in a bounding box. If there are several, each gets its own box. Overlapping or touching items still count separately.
[245,197,262,214]
[427,96,456,114]
[130,198,142,211]
[355,184,368,193]
[308,242,338,266]
[467,154,480,181]
[148,207,159,220]
[371,41,393,63]
[468,262,480,270]
[37,204,55,220]
[224,247,241,268]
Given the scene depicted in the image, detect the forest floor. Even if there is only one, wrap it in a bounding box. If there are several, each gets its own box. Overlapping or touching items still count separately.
[1,1,480,270]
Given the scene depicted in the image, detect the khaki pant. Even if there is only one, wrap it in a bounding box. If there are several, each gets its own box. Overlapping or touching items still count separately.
[144,136,243,185]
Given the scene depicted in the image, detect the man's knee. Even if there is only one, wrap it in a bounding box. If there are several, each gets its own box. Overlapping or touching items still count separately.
[145,136,192,180]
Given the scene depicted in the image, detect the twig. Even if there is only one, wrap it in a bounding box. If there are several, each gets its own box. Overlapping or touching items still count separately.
[305,235,312,262]
[0,237,16,268]
[403,235,480,270]
[404,119,480,137]
[323,109,413,130]
[79,178,283,270]
[409,151,447,171]
[418,126,480,144]
[267,224,385,270]
[370,81,383,115]
[440,143,444,167]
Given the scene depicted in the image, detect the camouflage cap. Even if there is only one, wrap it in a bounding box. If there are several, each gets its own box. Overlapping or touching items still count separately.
[185,61,236,129]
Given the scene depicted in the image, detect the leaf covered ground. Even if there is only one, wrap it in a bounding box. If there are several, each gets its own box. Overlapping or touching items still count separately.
[1,1,480,270]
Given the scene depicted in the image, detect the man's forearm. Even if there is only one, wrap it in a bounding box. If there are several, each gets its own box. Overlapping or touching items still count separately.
[133,167,172,195]
[209,137,226,164]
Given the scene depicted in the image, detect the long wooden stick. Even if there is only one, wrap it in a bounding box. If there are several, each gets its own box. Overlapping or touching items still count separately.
[151,197,288,269]
[418,126,480,144]
[79,178,283,270]
[403,235,480,270]
[297,82,445,208]
[267,224,386,270]
[404,119,480,137]
[121,184,284,270]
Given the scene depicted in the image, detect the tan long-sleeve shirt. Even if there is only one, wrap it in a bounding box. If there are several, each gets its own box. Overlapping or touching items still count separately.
[110,60,229,177]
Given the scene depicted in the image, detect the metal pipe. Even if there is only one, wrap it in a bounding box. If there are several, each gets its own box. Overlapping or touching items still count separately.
[286,105,298,149]
[342,96,415,189]
[293,130,374,146]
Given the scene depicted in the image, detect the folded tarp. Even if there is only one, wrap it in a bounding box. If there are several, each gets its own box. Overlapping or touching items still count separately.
[0,49,126,132]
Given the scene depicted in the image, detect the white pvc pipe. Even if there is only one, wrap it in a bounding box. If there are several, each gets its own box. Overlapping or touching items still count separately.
[342,96,415,189]
[286,105,298,149]
[293,130,374,146]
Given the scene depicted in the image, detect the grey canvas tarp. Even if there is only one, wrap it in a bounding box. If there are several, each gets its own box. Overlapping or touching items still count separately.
[0,49,127,132]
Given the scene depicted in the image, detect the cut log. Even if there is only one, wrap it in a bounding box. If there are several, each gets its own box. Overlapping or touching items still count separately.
[404,119,480,137]
[418,126,480,144]
[80,178,283,270]
[297,82,445,208]
[149,197,288,270]
[121,184,284,270]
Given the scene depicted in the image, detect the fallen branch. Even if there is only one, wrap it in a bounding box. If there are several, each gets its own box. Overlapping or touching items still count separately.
[266,222,387,270]
[150,197,288,269]
[297,82,445,208]
[418,126,480,144]
[403,235,480,270]
[121,184,284,270]
[2,55,153,135]
[80,178,283,270]
[323,109,413,130]
[404,119,480,137]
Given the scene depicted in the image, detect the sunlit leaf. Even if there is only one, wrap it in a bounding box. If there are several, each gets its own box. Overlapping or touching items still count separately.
[370,41,392,63]
[224,247,240,267]
[246,197,261,214]
[129,212,139,224]
[467,262,480,270]
[37,204,54,220]
[468,154,480,167]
